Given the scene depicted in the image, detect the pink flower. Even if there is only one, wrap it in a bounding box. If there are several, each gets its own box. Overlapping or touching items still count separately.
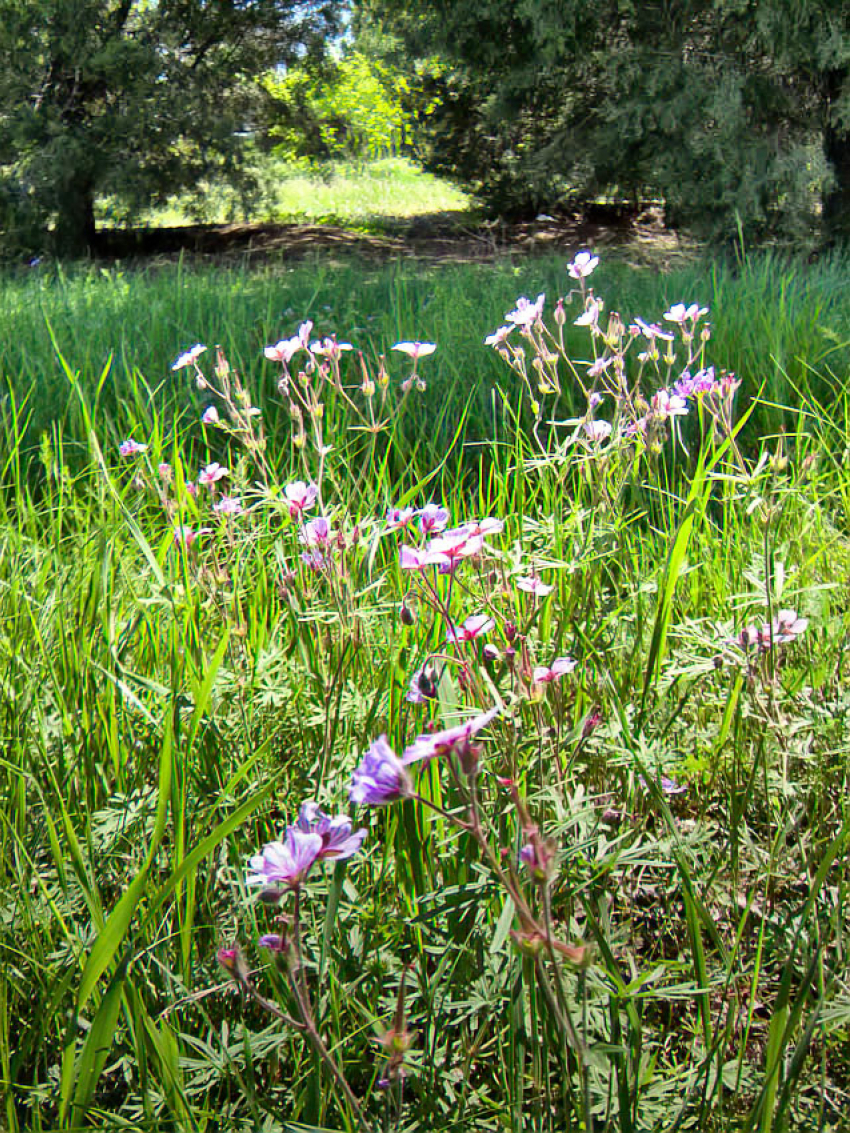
[465,517,504,538]
[214,496,243,516]
[516,576,554,597]
[402,705,500,765]
[663,303,709,325]
[173,525,211,548]
[506,294,545,329]
[119,438,147,458]
[568,251,599,279]
[185,481,197,498]
[446,613,495,645]
[583,419,612,442]
[264,337,303,365]
[199,462,229,486]
[484,325,513,347]
[391,341,437,360]
[650,389,689,421]
[172,344,206,371]
[300,516,332,547]
[201,406,220,426]
[532,657,577,683]
[295,802,367,860]
[418,503,450,535]
[309,337,354,359]
[574,298,602,328]
[386,506,416,530]
[157,462,172,482]
[399,545,449,571]
[284,480,319,519]
[631,317,675,343]
[427,526,484,564]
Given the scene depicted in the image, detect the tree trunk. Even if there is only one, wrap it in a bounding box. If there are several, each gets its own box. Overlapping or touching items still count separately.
[53,183,97,258]
[823,69,850,245]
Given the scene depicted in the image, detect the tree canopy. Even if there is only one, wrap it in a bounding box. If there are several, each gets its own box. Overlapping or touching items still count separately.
[0,0,337,255]
[358,0,850,244]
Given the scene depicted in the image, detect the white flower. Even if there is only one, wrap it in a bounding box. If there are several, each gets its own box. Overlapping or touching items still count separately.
[505,294,545,329]
[568,251,599,280]
[392,341,436,360]
[663,303,709,325]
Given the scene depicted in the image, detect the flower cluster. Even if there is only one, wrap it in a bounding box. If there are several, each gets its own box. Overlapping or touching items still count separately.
[247,803,366,898]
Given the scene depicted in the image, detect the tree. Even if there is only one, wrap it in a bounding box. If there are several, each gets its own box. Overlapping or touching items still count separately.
[0,0,338,256]
[358,0,850,245]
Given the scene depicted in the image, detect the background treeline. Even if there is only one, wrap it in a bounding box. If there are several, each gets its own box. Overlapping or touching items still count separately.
[3,1,850,254]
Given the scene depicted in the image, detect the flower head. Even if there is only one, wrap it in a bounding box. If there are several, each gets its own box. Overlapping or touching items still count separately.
[485,325,513,348]
[201,405,220,426]
[392,341,436,360]
[172,344,207,371]
[386,505,416,530]
[350,736,414,806]
[264,337,303,365]
[417,503,450,535]
[295,802,367,860]
[583,419,612,442]
[299,516,332,547]
[214,495,243,516]
[199,461,229,486]
[173,525,211,548]
[406,662,439,704]
[402,705,500,765]
[119,438,148,458]
[516,575,554,597]
[568,250,599,280]
[532,657,577,684]
[246,827,324,892]
[506,294,545,329]
[446,613,495,646]
[284,480,319,519]
[663,302,709,325]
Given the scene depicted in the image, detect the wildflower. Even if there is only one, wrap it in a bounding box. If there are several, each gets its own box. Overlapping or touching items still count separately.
[264,337,303,365]
[427,526,484,565]
[631,317,674,343]
[309,337,354,359]
[583,419,612,442]
[295,802,367,860]
[185,481,197,497]
[417,503,450,535]
[173,525,211,548]
[119,438,148,458]
[300,549,327,572]
[246,827,324,892]
[674,367,716,399]
[663,302,709,325]
[532,657,577,683]
[299,516,332,546]
[586,356,612,379]
[519,837,558,882]
[201,406,220,426]
[297,320,313,349]
[574,298,602,328]
[568,250,599,279]
[485,325,513,347]
[387,506,416,530]
[172,343,207,371]
[506,294,545,329]
[402,705,500,765]
[406,663,439,703]
[639,774,687,796]
[199,462,229,486]
[772,608,808,644]
[284,480,319,519]
[465,516,504,538]
[157,462,172,482]
[214,496,243,516]
[446,613,495,645]
[516,576,554,597]
[650,389,689,421]
[350,736,414,806]
[392,341,437,360]
[258,933,287,952]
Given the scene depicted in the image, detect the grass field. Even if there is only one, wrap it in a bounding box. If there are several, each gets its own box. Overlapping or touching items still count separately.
[4,166,850,1131]
[98,156,472,229]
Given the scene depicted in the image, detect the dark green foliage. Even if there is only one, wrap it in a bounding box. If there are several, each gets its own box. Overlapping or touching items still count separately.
[358,0,850,244]
[0,0,337,257]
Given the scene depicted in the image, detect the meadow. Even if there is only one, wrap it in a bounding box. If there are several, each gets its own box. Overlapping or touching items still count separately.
[3,165,850,1133]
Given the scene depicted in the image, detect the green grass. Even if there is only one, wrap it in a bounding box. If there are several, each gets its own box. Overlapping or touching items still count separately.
[3,246,850,1131]
[98,157,473,229]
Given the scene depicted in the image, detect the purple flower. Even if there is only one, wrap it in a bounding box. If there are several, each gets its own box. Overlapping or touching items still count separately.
[246,827,324,891]
[402,705,500,765]
[387,506,416,530]
[258,933,287,952]
[399,545,449,571]
[350,736,413,806]
[406,663,439,704]
[119,438,148,458]
[663,302,708,325]
[299,516,332,546]
[214,496,243,516]
[295,802,367,860]
[650,389,688,421]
